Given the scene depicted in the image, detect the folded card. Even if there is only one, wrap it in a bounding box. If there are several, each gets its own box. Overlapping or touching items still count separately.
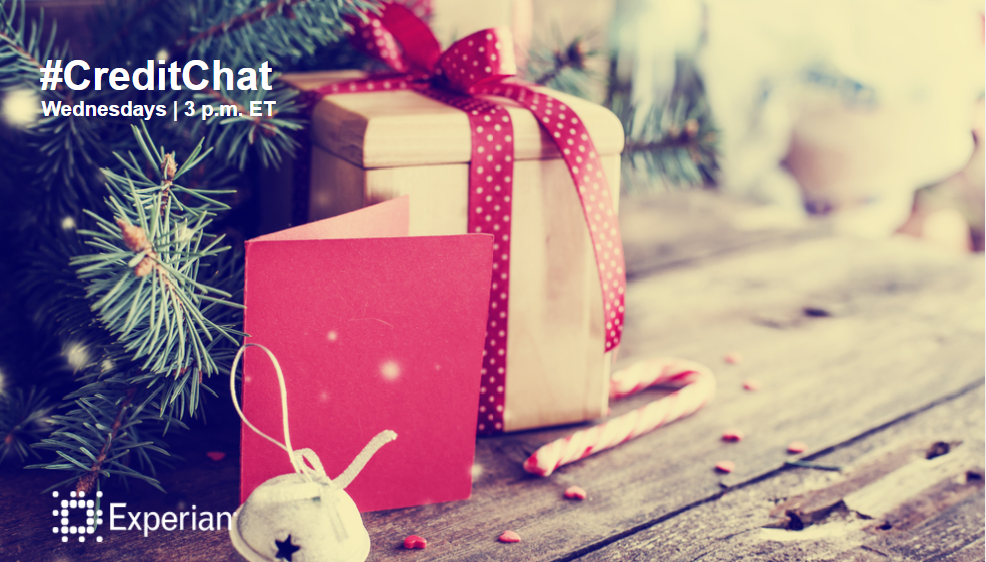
[241,196,493,512]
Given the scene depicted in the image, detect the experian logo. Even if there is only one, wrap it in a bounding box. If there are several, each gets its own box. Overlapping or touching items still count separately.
[51,490,103,543]
[50,489,234,543]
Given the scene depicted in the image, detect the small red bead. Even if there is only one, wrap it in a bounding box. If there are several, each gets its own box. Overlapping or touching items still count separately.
[404,535,427,549]
[721,429,744,442]
[787,441,808,454]
[498,530,521,543]
[715,460,735,473]
[564,486,587,500]
[724,352,743,365]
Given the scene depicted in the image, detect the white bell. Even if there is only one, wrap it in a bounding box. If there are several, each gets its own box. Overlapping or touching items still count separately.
[230,474,369,562]
[227,344,397,562]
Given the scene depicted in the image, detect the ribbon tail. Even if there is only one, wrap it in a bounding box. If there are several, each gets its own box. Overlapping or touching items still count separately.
[332,430,398,490]
[474,81,628,352]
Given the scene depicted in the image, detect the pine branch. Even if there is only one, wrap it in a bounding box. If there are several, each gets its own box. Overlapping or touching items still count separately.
[30,377,181,494]
[526,33,601,100]
[1,0,112,219]
[176,0,310,50]
[28,126,242,493]
[618,98,718,191]
[0,388,52,463]
[177,0,380,68]
[612,60,720,191]
[72,125,242,393]
[3,0,356,495]
[183,79,305,169]
[0,0,60,89]
[90,0,169,62]
[531,38,592,86]
[74,386,135,495]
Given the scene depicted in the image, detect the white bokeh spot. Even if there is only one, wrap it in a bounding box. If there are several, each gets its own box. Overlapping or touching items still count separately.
[64,343,90,371]
[1,88,40,127]
[380,360,400,381]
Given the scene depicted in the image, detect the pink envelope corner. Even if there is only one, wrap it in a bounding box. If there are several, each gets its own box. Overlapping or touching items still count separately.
[241,196,493,512]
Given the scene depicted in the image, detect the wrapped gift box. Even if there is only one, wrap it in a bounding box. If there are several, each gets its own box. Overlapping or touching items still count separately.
[274,70,624,433]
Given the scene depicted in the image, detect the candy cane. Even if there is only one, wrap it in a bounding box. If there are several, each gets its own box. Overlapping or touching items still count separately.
[523,358,715,477]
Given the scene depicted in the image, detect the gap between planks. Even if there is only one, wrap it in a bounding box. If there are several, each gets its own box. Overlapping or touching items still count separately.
[546,378,986,562]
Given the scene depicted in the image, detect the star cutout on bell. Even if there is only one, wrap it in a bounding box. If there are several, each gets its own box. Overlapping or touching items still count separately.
[275,535,301,561]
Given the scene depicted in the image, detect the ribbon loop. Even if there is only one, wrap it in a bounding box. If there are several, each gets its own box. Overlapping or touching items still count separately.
[436,27,518,94]
[346,2,441,73]
[229,344,397,489]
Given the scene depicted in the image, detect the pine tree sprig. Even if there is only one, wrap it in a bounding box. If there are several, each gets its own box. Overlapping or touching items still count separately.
[29,379,183,494]
[0,0,63,89]
[184,81,305,170]
[89,0,171,63]
[616,92,719,191]
[69,126,242,416]
[175,0,312,51]
[177,0,380,68]
[0,387,53,463]
[526,33,601,100]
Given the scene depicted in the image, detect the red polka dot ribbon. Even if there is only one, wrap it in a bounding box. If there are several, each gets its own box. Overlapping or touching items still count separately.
[314,2,626,435]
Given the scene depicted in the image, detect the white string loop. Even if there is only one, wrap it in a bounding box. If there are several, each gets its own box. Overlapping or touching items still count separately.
[230,343,397,489]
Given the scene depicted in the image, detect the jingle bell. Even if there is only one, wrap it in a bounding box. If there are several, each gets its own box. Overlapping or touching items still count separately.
[229,473,370,562]
[226,344,396,562]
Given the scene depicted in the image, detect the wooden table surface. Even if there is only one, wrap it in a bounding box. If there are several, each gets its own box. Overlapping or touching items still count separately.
[2,192,983,562]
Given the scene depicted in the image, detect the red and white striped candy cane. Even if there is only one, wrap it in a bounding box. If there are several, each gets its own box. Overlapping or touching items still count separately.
[523,357,715,477]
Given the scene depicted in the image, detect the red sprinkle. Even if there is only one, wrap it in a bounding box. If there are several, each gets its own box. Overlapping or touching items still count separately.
[721,429,744,442]
[564,486,587,500]
[742,379,761,391]
[787,441,808,454]
[404,535,427,549]
[724,352,743,365]
[205,451,226,462]
[715,461,735,473]
[498,530,521,543]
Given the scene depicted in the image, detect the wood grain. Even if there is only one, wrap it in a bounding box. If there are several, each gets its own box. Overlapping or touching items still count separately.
[618,191,828,279]
[578,385,985,562]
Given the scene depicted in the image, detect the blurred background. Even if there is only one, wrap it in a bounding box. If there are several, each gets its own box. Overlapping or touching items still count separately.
[14,0,984,249]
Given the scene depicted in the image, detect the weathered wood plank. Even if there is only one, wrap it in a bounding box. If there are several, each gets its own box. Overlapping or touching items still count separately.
[578,385,985,562]
[619,191,825,279]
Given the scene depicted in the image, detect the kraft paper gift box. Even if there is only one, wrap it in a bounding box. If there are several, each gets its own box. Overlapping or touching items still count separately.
[269,70,625,433]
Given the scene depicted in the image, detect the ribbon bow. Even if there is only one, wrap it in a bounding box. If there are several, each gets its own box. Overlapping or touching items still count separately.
[315,2,627,435]
[344,4,517,94]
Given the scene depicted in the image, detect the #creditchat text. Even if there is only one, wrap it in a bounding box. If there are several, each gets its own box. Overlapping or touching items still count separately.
[38,59,279,121]
[39,59,275,92]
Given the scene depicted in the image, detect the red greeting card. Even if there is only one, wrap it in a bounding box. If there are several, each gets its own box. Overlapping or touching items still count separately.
[241,197,492,512]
